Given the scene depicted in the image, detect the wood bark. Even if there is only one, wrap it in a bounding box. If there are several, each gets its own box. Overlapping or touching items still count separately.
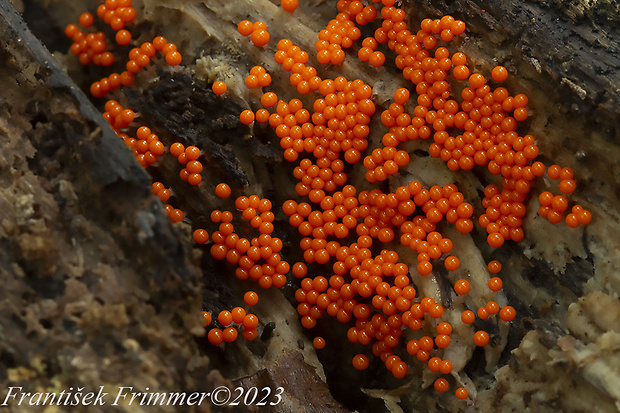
[1,0,619,412]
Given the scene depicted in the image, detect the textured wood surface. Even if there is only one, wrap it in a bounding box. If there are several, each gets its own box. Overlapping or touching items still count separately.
[3,0,620,411]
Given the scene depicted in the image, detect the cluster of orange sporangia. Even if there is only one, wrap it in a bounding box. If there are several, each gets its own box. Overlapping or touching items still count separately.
[63,1,182,99]
[62,0,592,403]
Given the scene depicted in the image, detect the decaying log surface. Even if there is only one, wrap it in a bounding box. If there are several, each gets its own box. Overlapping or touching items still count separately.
[0,1,346,411]
[0,3,224,413]
[2,0,619,412]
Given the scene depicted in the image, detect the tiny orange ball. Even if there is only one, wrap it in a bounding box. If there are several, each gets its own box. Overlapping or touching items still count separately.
[559,179,577,194]
[237,20,253,36]
[222,326,238,342]
[261,92,278,108]
[193,229,209,244]
[188,173,202,186]
[547,164,561,179]
[151,181,164,194]
[499,305,516,322]
[218,310,233,326]
[436,322,452,335]
[453,65,470,81]
[245,75,259,88]
[473,330,489,346]
[444,255,460,271]
[313,336,326,349]
[251,29,270,47]
[565,213,580,228]
[79,12,94,28]
[212,81,227,95]
[434,378,449,393]
[454,279,470,295]
[440,360,453,374]
[461,310,475,324]
[165,50,182,66]
[551,195,569,213]
[487,232,505,248]
[231,307,246,323]
[488,277,503,292]
[240,109,255,125]
[393,87,410,105]
[168,208,184,223]
[170,142,185,157]
[208,328,223,345]
[469,73,486,89]
[215,183,232,199]
[244,291,259,306]
[352,354,369,370]
[391,362,408,379]
[486,300,500,314]
[64,24,79,39]
[491,65,508,82]
[242,328,258,341]
[292,262,308,278]
[488,260,502,273]
[577,209,592,225]
[417,261,433,276]
[434,334,451,348]
[242,314,259,329]
[455,387,468,400]
[152,35,167,49]
[369,51,385,67]
[281,0,299,12]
